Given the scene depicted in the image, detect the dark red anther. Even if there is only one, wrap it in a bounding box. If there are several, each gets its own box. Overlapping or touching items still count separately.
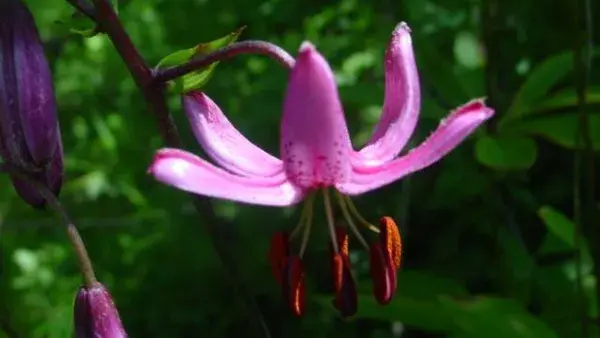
[330,227,357,317]
[331,227,348,293]
[332,254,358,318]
[369,242,396,305]
[282,256,305,316]
[268,232,289,284]
[379,217,402,269]
[335,226,349,257]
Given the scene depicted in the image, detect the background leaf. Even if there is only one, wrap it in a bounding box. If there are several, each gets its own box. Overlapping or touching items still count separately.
[506,113,600,150]
[474,135,538,170]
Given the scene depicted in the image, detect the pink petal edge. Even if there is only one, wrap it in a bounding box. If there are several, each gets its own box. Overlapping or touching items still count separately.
[338,99,494,195]
[148,148,305,206]
[183,92,284,178]
[356,22,421,167]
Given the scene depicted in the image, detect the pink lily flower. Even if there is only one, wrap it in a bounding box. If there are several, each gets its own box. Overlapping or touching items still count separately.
[148,22,493,315]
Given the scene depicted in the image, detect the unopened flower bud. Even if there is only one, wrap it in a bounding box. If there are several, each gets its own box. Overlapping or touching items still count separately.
[74,283,128,338]
[0,0,63,208]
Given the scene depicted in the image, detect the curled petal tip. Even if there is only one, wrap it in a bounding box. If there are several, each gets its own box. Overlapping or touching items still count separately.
[390,22,413,49]
[395,21,412,34]
[298,41,317,54]
[455,98,495,119]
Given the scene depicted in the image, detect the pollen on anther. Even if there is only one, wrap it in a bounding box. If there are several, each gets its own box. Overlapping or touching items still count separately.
[380,217,402,269]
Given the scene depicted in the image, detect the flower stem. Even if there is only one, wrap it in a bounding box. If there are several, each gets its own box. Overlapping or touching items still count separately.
[153,40,295,83]
[0,164,97,287]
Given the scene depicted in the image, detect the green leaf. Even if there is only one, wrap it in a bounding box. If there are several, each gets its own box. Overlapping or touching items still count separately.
[500,51,573,127]
[314,271,468,332]
[500,48,600,128]
[439,297,559,338]
[529,87,600,113]
[155,27,245,93]
[537,206,575,248]
[54,12,98,38]
[536,206,594,274]
[505,113,600,150]
[475,135,538,170]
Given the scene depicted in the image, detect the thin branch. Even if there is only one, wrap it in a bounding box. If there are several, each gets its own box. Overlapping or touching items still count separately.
[153,40,295,83]
[90,0,181,148]
[88,1,271,337]
[0,164,97,287]
[65,0,97,21]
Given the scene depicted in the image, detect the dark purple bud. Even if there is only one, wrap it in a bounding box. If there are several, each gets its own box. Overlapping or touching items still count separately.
[9,136,63,208]
[74,283,128,338]
[0,0,61,169]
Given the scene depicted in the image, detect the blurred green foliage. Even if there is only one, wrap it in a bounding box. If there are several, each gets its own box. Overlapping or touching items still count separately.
[1,0,599,337]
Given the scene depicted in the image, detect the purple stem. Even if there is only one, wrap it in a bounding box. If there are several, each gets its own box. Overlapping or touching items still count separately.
[153,40,295,83]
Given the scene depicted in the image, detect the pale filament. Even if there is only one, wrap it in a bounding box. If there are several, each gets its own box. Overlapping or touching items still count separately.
[299,194,315,257]
[340,193,380,233]
[323,188,340,254]
[335,192,370,251]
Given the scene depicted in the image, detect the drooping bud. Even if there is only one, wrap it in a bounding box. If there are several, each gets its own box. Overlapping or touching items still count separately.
[282,256,305,316]
[268,232,289,284]
[74,282,128,338]
[0,0,63,208]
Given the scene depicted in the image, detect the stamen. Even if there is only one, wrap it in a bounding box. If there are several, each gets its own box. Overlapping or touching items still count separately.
[299,194,315,257]
[341,194,380,233]
[323,188,340,254]
[335,193,370,251]
[290,192,315,239]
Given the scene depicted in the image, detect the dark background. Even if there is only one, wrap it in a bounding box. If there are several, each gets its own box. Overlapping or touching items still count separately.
[1,0,599,337]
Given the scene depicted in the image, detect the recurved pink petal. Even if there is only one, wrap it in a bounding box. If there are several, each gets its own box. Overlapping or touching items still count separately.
[356,22,421,167]
[183,92,284,177]
[148,148,304,206]
[281,42,352,189]
[338,99,493,195]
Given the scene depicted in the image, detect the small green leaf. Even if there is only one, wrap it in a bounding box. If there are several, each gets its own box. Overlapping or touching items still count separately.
[475,135,538,170]
[537,206,575,248]
[54,12,98,38]
[505,113,600,150]
[500,51,573,126]
[156,27,245,93]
